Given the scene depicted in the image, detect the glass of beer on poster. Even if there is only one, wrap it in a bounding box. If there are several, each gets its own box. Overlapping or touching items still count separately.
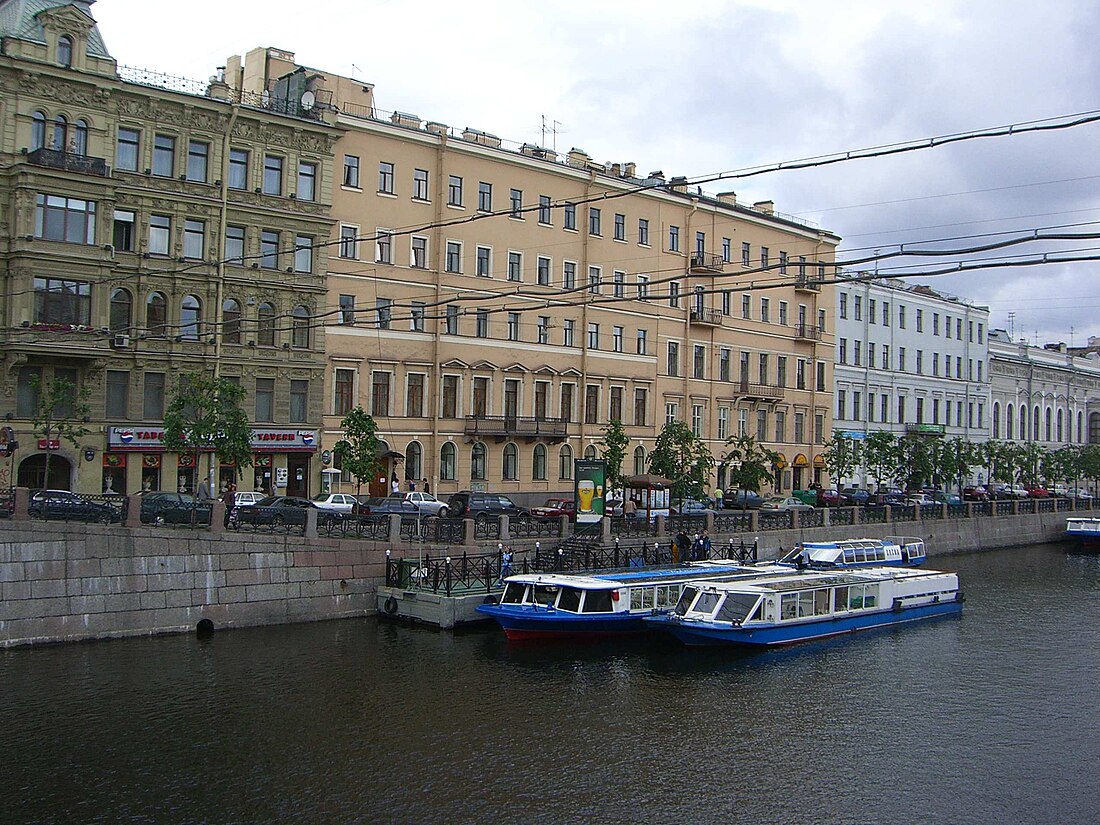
[573,459,607,524]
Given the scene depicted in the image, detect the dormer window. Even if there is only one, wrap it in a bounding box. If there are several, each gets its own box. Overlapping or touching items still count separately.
[58,35,72,67]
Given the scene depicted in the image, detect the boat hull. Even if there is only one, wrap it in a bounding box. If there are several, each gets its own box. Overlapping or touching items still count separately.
[475,604,647,639]
[649,598,963,647]
[1064,528,1100,552]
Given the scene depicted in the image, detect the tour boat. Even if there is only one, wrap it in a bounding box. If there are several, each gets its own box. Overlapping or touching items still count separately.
[779,536,926,569]
[1064,517,1100,551]
[476,561,789,640]
[645,567,962,647]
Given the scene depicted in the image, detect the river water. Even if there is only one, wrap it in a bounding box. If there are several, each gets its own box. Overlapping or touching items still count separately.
[4,544,1100,825]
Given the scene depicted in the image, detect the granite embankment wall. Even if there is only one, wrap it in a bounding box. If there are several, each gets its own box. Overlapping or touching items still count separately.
[0,508,1071,647]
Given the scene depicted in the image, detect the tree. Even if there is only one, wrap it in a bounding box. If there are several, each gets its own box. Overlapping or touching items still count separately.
[938,437,976,493]
[30,375,90,490]
[162,372,253,490]
[821,433,859,488]
[333,406,381,495]
[721,434,779,507]
[862,431,899,491]
[647,420,714,503]
[598,418,629,496]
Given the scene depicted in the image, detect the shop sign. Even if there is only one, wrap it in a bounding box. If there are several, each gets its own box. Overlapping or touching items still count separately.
[37,439,61,450]
[108,426,320,452]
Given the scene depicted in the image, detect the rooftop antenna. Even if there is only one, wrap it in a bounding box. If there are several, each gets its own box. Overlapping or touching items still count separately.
[351,63,361,80]
[1070,325,1076,347]
[1008,311,1016,340]
[541,115,563,152]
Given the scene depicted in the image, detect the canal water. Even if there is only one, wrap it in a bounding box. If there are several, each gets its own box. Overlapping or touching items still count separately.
[4,544,1100,824]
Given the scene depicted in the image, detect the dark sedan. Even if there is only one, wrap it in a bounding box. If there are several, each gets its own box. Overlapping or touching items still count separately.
[235,495,332,527]
[29,489,120,523]
[140,492,212,525]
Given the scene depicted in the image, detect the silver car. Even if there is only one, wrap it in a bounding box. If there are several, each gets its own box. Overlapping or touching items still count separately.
[404,491,449,517]
[760,496,814,512]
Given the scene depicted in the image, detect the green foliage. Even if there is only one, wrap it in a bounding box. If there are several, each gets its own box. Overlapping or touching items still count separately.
[862,431,899,490]
[598,419,629,494]
[30,375,90,489]
[821,433,859,485]
[721,434,779,500]
[647,420,714,502]
[162,372,253,476]
[333,406,381,495]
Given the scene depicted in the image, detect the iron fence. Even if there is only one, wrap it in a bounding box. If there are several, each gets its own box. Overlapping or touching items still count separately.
[714,512,753,533]
[316,514,388,540]
[799,509,825,528]
[758,511,793,531]
[509,516,563,539]
[610,517,658,537]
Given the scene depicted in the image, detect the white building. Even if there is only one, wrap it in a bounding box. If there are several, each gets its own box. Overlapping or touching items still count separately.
[988,331,1100,447]
[833,276,991,488]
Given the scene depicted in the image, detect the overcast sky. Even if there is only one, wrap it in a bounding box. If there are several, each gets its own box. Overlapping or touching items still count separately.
[92,0,1100,347]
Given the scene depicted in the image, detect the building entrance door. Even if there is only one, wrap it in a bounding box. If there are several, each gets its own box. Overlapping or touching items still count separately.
[286,455,310,498]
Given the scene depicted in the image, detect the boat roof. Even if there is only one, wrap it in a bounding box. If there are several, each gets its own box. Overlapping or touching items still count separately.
[689,566,953,595]
[503,562,789,590]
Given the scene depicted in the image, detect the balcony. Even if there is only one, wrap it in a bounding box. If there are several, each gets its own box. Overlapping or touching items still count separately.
[736,380,785,401]
[689,307,723,327]
[27,147,109,177]
[464,415,568,442]
[795,323,823,341]
[689,251,725,273]
[794,274,824,292]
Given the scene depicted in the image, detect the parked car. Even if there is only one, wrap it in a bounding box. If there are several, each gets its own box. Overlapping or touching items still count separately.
[404,491,449,517]
[1024,485,1050,498]
[1068,488,1094,501]
[234,491,266,507]
[530,498,575,518]
[445,491,529,522]
[311,493,360,513]
[929,490,963,506]
[963,486,990,502]
[29,489,119,523]
[1051,484,1071,497]
[139,492,212,525]
[674,498,719,515]
[905,494,937,507]
[721,490,764,509]
[868,491,908,506]
[235,495,332,527]
[840,487,871,506]
[993,484,1030,499]
[760,496,814,513]
[355,496,422,517]
[816,488,846,507]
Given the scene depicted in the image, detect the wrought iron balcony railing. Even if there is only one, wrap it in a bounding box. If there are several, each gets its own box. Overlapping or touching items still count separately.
[27,147,109,177]
[463,415,568,441]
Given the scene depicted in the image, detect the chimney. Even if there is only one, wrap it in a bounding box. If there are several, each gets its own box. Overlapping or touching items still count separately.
[717,191,737,206]
[753,200,775,215]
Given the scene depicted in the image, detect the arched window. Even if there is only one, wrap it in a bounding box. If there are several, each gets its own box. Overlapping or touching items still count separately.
[52,114,67,150]
[1045,407,1052,442]
[992,402,1000,440]
[181,295,201,340]
[502,443,518,481]
[109,288,132,333]
[1057,409,1064,443]
[1033,405,1040,440]
[1006,404,1014,440]
[584,444,597,460]
[222,299,241,344]
[1078,411,1084,443]
[1090,412,1100,445]
[558,445,573,480]
[292,305,310,349]
[146,291,167,335]
[58,35,73,67]
[532,444,547,481]
[405,441,422,481]
[257,302,275,346]
[1019,406,1027,441]
[72,119,88,155]
[633,445,646,475]
[31,111,46,150]
[471,442,487,481]
[440,442,456,481]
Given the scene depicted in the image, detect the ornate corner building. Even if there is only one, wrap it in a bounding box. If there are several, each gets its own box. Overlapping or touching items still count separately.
[0,0,340,495]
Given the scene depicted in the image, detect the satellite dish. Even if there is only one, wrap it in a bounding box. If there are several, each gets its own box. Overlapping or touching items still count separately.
[301,90,316,111]
[260,90,271,108]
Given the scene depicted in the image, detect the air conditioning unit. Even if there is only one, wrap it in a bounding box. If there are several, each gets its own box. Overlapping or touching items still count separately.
[112,334,131,348]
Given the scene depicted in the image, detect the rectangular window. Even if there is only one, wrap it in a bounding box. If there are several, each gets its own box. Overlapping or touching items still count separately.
[839,293,848,319]
[225,225,244,264]
[693,345,705,379]
[228,148,249,189]
[105,370,129,419]
[636,328,647,355]
[411,236,427,268]
[667,341,680,377]
[794,413,805,443]
[665,403,679,425]
[446,241,462,273]
[476,309,489,338]
[636,275,648,301]
[917,350,923,374]
[534,381,549,420]
[756,409,767,441]
[869,298,876,324]
[916,397,925,423]
[669,281,680,308]
[837,390,847,420]
[510,188,523,218]
[882,301,890,326]
[263,154,283,195]
[371,371,390,417]
[779,301,788,326]
[638,218,649,245]
[760,247,769,268]
[378,161,394,194]
[564,203,576,230]
[774,411,785,442]
[338,225,359,259]
[916,309,924,332]
[376,230,392,264]
[448,175,463,206]
[537,315,550,345]
[614,213,625,240]
[898,395,906,424]
[508,313,521,341]
[116,127,139,172]
[669,225,679,252]
[742,242,751,267]
[260,229,279,269]
[538,195,551,224]
[588,266,601,295]
[899,304,906,328]
[477,246,492,277]
[376,298,392,330]
[35,194,96,244]
[186,140,208,182]
[563,319,575,347]
[446,305,458,335]
[796,359,807,390]
[343,155,360,188]
[722,237,731,262]
[334,369,355,415]
[899,347,906,371]
[589,207,601,236]
[587,322,599,349]
[760,298,770,323]
[978,323,984,343]
[289,380,308,423]
[406,374,425,417]
[839,338,848,365]
[692,404,704,437]
[696,231,706,255]
[152,134,175,177]
[563,261,576,290]
[413,168,429,200]
[634,389,647,426]
[610,386,623,422]
[854,340,862,367]
[441,376,458,418]
[777,356,787,387]
[560,384,574,422]
[612,270,625,298]
[817,361,826,392]
[613,325,623,353]
[854,295,862,321]
[339,294,356,325]
[297,161,317,201]
[508,251,523,282]
[537,255,551,286]
[142,372,165,420]
[112,209,135,251]
[255,378,274,423]
[742,295,751,320]
[779,250,788,274]
[294,235,313,273]
[585,385,599,424]
[148,214,170,255]
[478,181,492,211]
[183,219,204,260]
[719,348,731,382]
[411,302,425,332]
[717,407,729,440]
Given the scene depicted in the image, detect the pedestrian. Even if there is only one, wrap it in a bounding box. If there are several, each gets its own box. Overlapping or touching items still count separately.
[624,497,637,518]
[390,473,399,495]
[498,546,514,585]
[196,477,212,501]
[715,488,724,510]
[408,479,416,492]
[699,529,713,560]
[674,530,690,564]
[422,479,430,494]
[222,482,236,528]
[691,532,703,561]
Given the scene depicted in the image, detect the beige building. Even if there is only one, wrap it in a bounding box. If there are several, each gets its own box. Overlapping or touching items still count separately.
[0,2,339,496]
[226,48,840,503]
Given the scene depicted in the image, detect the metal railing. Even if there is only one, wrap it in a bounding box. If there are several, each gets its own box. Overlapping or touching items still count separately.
[509,516,563,539]
[28,147,109,176]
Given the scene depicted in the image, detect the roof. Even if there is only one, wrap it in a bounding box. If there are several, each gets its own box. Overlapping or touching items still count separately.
[0,0,110,58]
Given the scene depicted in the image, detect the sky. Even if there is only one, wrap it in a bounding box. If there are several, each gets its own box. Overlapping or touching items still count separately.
[91,0,1100,347]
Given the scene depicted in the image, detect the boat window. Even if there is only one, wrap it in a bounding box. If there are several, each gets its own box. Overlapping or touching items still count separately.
[843,550,855,564]
[833,586,849,612]
[581,589,613,613]
[814,589,831,615]
[502,582,526,604]
[864,584,878,608]
[780,593,798,620]
[641,588,654,609]
[630,587,654,610]
[693,590,722,616]
[557,587,582,612]
[716,593,760,623]
[657,585,679,610]
[798,591,815,617]
[532,584,559,608]
[674,586,699,616]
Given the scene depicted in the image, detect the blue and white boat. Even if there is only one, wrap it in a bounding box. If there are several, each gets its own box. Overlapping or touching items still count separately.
[645,566,962,647]
[476,561,789,640]
[779,536,926,569]
[1064,517,1100,551]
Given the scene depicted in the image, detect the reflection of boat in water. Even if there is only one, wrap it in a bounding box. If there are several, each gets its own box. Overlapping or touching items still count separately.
[476,561,789,640]
[1064,518,1100,552]
[645,566,962,647]
[779,536,926,569]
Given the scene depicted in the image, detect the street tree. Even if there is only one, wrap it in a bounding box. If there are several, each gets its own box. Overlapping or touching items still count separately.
[862,431,899,491]
[721,434,779,507]
[648,420,714,503]
[333,406,381,495]
[162,372,253,491]
[598,418,629,496]
[821,433,859,488]
[30,374,90,490]
[939,438,976,494]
